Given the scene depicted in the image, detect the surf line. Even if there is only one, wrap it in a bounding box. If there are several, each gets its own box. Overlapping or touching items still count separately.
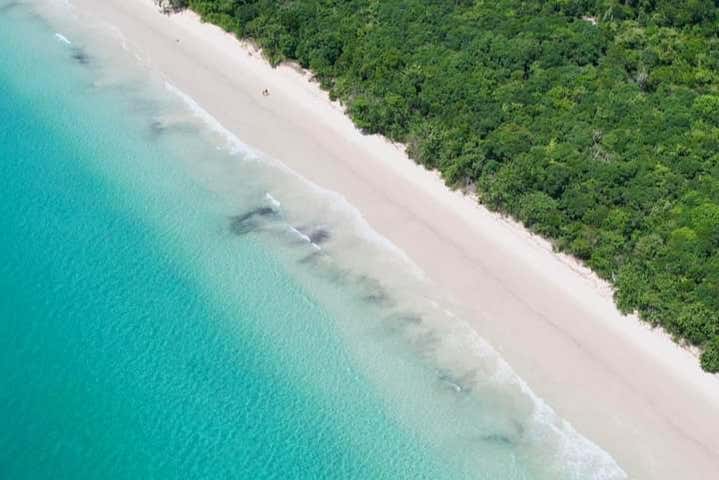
[288,226,322,251]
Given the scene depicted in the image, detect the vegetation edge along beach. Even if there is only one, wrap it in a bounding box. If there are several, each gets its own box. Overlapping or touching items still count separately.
[157,0,719,372]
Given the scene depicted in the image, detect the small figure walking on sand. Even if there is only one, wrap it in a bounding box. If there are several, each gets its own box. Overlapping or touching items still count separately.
[262,88,270,97]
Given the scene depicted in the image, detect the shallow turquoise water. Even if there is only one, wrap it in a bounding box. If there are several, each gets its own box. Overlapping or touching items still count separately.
[0,7,453,479]
[0,3,626,479]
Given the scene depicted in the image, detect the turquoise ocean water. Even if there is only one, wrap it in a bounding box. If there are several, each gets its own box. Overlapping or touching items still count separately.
[0,2,626,479]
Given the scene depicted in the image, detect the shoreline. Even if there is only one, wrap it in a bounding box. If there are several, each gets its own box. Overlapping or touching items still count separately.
[60,0,719,478]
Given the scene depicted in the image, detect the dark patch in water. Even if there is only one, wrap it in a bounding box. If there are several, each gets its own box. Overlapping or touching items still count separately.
[307,263,349,286]
[298,250,324,264]
[412,329,441,356]
[148,118,197,138]
[363,290,389,305]
[0,1,20,14]
[480,420,525,447]
[481,433,514,446]
[229,207,277,235]
[295,225,331,245]
[308,228,330,244]
[355,275,392,307]
[381,312,424,337]
[397,314,422,326]
[149,120,166,137]
[437,368,475,394]
[71,48,90,65]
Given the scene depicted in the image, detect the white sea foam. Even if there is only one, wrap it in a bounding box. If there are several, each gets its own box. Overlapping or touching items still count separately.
[288,226,311,243]
[164,81,262,159]
[265,192,281,208]
[284,226,321,251]
[55,32,71,44]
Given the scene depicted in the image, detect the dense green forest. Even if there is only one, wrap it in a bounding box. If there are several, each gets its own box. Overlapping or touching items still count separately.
[161,0,719,372]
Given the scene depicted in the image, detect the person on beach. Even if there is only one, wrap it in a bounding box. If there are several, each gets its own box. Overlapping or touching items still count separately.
[262,88,270,97]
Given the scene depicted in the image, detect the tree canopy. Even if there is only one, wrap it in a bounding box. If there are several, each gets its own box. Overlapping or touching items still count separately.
[179,0,719,372]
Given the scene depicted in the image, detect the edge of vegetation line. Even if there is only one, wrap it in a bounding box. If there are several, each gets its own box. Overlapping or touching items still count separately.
[156,0,719,373]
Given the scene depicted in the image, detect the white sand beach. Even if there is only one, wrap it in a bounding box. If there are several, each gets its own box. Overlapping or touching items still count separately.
[64,0,719,477]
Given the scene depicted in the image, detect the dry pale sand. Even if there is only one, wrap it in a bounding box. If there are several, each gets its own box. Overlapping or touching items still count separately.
[65,0,719,478]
